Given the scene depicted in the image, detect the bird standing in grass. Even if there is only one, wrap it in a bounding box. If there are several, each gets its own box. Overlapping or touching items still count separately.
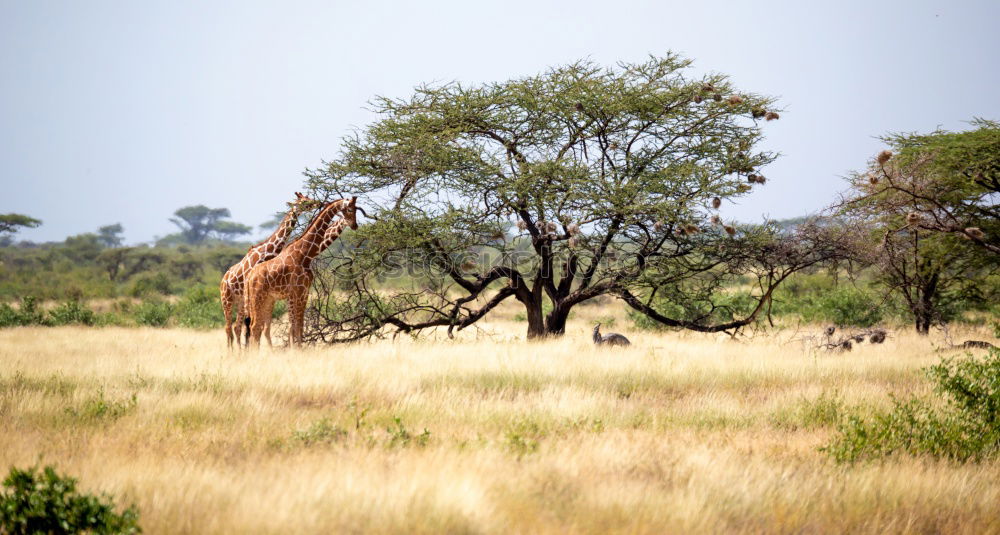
[593,323,631,347]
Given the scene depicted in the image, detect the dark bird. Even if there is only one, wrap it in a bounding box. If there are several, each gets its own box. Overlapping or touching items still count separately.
[593,323,631,347]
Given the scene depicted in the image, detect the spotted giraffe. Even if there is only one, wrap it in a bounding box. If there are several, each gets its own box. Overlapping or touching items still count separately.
[244,197,358,348]
[219,192,317,349]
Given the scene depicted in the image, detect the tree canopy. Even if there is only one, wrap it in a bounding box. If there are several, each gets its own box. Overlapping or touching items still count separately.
[97,223,124,248]
[836,120,1000,333]
[165,205,251,245]
[0,214,42,235]
[306,54,848,340]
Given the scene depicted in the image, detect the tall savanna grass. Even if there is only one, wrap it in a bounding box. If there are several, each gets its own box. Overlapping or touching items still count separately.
[1,317,998,533]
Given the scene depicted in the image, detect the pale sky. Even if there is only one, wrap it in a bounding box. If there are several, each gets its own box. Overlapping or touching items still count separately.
[2,0,998,244]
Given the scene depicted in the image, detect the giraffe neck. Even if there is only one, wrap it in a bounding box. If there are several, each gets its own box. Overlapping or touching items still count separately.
[319,218,348,251]
[285,200,348,267]
[250,208,299,252]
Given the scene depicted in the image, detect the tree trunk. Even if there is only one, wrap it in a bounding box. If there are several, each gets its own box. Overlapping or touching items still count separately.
[915,316,931,335]
[913,270,940,335]
[519,296,547,339]
[544,305,571,336]
[518,297,574,339]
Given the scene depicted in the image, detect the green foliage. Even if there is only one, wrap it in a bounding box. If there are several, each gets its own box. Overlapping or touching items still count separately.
[127,274,172,298]
[166,205,250,245]
[504,419,545,458]
[0,464,141,534]
[132,301,173,328]
[271,300,287,320]
[97,224,124,248]
[291,418,348,446]
[0,297,45,327]
[385,417,431,448]
[839,120,1000,333]
[65,389,138,423]
[306,53,797,339]
[628,290,758,331]
[825,349,1000,462]
[801,286,883,327]
[174,285,223,328]
[0,214,42,234]
[46,300,96,326]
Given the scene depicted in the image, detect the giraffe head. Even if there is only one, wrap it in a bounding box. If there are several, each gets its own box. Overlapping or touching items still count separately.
[288,192,321,216]
[342,196,359,230]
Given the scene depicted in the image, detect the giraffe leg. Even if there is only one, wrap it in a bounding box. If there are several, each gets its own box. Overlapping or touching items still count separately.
[220,286,234,350]
[288,294,308,348]
[264,300,275,349]
[246,282,266,351]
[232,298,244,350]
[261,297,277,348]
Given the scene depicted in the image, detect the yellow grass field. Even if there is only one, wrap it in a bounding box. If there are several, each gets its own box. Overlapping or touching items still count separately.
[2,310,999,534]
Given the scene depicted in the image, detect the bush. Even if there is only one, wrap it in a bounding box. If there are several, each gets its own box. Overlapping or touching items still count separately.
[807,286,883,327]
[772,279,884,327]
[127,274,171,298]
[0,464,141,534]
[47,300,96,326]
[132,300,173,327]
[825,349,1000,462]
[175,285,222,329]
[0,297,45,327]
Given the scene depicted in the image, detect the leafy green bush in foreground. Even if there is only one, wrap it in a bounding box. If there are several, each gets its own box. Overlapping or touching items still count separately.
[825,349,1000,462]
[0,464,141,534]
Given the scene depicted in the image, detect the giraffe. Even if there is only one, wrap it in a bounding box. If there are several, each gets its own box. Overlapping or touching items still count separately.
[244,196,358,349]
[219,192,317,349]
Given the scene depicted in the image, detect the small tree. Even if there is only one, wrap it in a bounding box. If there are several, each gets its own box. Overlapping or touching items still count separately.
[211,220,252,242]
[167,205,251,245]
[97,223,125,248]
[838,122,1000,334]
[305,54,846,341]
[0,214,41,242]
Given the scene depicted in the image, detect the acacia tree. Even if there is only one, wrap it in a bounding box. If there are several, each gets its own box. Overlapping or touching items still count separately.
[837,122,1000,334]
[859,120,999,254]
[97,223,124,248]
[305,55,843,340]
[167,205,251,244]
[0,214,41,235]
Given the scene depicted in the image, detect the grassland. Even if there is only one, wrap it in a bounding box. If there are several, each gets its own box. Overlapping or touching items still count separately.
[2,306,999,534]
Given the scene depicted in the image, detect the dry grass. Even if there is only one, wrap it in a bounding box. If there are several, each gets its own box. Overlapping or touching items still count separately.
[2,311,999,534]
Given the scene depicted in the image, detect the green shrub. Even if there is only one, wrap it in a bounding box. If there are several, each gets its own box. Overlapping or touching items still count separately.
[808,286,883,327]
[0,303,21,327]
[127,274,172,298]
[292,417,348,446]
[132,301,173,328]
[385,417,431,448]
[825,349,1000,462]
[47,300,96,326]
[772,281,884,327]
[175,285,222,329]
[65,389,138,423]
[0,297,47,327]
[0,464,141,534]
